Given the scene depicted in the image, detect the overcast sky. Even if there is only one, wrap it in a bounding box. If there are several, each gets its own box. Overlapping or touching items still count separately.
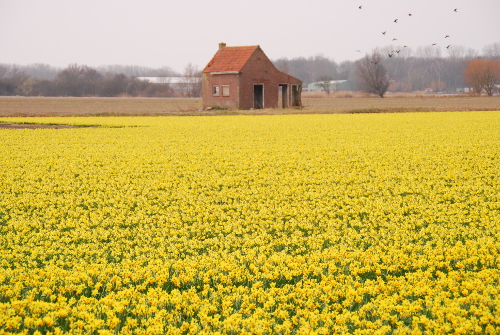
[1,0,499,73]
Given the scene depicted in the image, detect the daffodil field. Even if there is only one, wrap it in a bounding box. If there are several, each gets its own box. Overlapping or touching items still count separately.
[1,112,500,334]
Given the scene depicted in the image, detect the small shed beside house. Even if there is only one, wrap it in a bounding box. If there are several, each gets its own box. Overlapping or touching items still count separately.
[202,43,302,110]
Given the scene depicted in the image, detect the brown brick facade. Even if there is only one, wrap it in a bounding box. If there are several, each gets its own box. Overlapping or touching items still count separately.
[202,73,240,110]
[202,44,301,110]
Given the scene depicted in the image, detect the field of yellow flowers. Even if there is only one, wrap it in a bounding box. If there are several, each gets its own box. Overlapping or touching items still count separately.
[1,112,499,334]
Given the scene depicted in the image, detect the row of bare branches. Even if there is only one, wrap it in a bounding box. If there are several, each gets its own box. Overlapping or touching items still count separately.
[0,63,201,97]
[353,53,500,98]
[275,43,500,94]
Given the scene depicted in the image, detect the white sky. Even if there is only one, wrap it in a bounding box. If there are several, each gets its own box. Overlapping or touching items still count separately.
[1,0,499,73]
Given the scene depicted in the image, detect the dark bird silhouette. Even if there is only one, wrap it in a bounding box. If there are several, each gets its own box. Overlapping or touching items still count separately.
[394,19,398,23]
[388,54,393,57]
[382,31,387,35]
[445,35,450,38]
[404,46,408,48]
[356,50,361,52]
[454,8,457,12]
[447,45,451,49]
[432,43,437,46]
[396,50,401,53]
[359,5,362,9]
[408,14,412,16]
[392,38,397,41]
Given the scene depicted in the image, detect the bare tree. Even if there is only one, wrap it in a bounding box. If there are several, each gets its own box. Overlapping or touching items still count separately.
[275,58,291,74]
[465,59,500,96]
[81,66,103,96]
[374,45,396,58]
[0,67,29,95]
[156,66,178,77]
[416,45,442,59]
[23,63,60,80]
[0,65,9,79]
[309,54,337,83]
[447,45,478,60]
[10,68,30,94]
[355,53,390,97]
[431,58,446,92]
[182,63,202,97]
[97,64,179,78]
[397,46,413,60]
[57,63,84,96]
[315,76,335,95]
[483,42,500,61]
[337,60,354,80]
[100,73,129,97]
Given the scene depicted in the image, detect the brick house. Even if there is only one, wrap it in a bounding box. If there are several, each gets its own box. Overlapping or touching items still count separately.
[202,43,302,110]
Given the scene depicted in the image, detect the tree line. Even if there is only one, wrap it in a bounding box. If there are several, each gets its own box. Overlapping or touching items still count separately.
[0,63,201,97]
[1,43,499,97]
[353,46,500,98]
[275,43,500,94]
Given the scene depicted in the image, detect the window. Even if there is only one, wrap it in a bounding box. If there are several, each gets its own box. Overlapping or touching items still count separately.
[213,85,220,96]
[222,85,230,96]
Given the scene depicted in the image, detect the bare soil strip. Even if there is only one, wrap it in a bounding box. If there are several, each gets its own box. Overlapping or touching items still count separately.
[0,96,498,121]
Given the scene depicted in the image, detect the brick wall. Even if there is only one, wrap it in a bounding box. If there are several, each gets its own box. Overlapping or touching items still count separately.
[239,49,301,109]
[202,73,240,110]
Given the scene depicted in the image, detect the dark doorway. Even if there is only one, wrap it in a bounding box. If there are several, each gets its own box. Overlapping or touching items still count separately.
[279,84,288,108]
[292,85,301,107]
[254,84,263,109]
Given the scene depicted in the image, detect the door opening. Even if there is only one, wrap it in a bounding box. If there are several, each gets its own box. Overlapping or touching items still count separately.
[292,85,301,107]
[279,84,288,108]
[254,84,263,109]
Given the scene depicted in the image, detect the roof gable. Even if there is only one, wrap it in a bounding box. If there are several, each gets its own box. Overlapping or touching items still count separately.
[203,46,260,73]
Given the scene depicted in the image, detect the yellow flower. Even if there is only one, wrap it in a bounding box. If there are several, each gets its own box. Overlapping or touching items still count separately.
[1,112,499,333]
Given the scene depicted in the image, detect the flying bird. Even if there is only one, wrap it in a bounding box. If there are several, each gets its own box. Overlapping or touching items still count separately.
[447,45,451,49]
[432,43,437,46]
[359,5,362,9]
[394,19,398,23]
[408,14,412,16]
[404,46,408,48]
[393,38,397,41]
[388,54,393,57]
[382,31,387,35]
[445,35,450,38]
[454,8,457,12]
[396,50,401,53]
[356,50,361,52]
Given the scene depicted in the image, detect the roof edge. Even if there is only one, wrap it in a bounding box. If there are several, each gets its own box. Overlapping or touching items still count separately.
[203,45,261,73]
[210,71,241,75]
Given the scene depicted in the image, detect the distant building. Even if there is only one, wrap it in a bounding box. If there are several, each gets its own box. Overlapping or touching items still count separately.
[202,43,302,110]
[136,77,190,92]
[307,80,352,92]
[456,87,472,94]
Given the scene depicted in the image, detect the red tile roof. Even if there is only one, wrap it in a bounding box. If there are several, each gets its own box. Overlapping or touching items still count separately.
[203,46,260,73]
